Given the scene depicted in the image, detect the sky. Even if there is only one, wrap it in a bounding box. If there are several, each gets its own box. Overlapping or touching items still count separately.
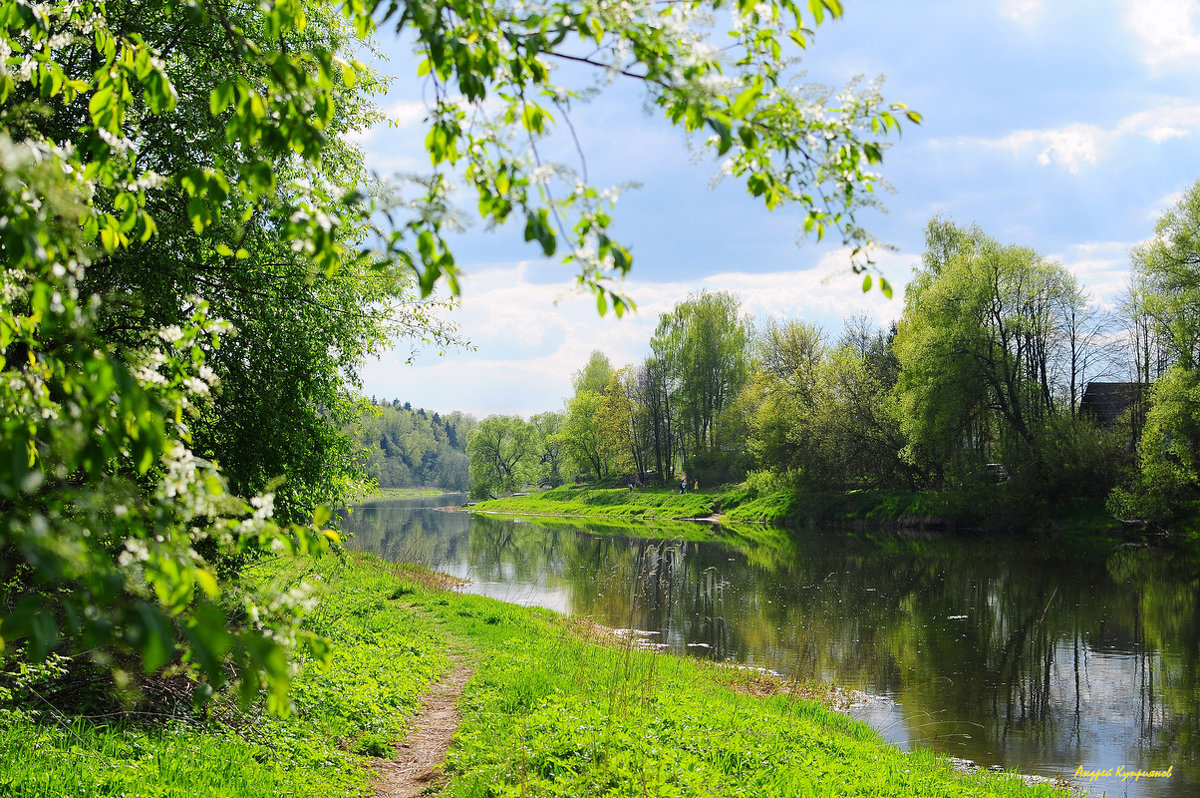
[355,0,1200,418]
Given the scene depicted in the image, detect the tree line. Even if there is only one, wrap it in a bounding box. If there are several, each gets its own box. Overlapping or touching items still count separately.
[352,401,476,492]
[470,199,1200,530]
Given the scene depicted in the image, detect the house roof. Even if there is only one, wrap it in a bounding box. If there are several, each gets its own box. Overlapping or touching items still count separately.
[1080,382,1144,426]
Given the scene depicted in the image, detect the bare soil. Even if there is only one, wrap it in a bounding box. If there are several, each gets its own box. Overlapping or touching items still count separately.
[372,664,473,798]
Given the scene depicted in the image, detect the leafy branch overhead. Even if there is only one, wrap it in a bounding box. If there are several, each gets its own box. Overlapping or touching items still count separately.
[376,0,917,309]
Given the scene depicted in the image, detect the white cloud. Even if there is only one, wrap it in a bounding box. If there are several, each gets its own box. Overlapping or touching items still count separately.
[1123,0,1200,72]
[1149,190,1185,219]
[360,250,918,416]
[955,101,1200,172]
[996,124,1112,173]
[386,100,430,128]
[1052,241,1132,306]
[999,0,1045,24]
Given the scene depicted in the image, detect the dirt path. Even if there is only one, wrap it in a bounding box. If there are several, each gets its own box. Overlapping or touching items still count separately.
[372,664,473,798]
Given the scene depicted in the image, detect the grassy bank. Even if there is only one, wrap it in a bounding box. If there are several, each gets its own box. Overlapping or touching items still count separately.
[473,484,1123,535]
[2,553,1070,797]
[472,486,720,521]
[366,486,451,500]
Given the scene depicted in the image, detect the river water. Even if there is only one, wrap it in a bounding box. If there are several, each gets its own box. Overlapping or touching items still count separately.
[341,495,1200,797]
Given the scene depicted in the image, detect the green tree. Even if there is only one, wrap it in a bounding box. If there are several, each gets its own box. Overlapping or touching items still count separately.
[1131,181,1200,370]
[572,350,616,396]
[530,411,568,488]
[652,292,751,483]
[0,0,382,708]
[352,401,475,491]
[562,390,609,481]
[598,370,638,478]
[467,416,537,498]
[744,319,827,476]
[746,317,907,488]
[1115,181,1200,524]
[894,219,1084,487]
[1,0,914,699]
[373,0,917,308]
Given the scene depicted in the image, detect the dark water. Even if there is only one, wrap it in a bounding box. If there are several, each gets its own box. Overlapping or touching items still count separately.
[342,495,1200,797]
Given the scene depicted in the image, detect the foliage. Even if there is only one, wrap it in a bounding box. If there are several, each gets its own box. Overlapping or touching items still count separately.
[530,411,569,488]
[374,0,919,311]
[650,291,751,482]
[1120,181,1200,525]
[1110,367,1200,526]
[744,317,907,489]
[0,0,376,704]
[894,219,1100,488]
[1131,180,1200,370]
[572,350,616,395]
[353,400,476,491]
[466,415,539,498]
[561,389,612,481]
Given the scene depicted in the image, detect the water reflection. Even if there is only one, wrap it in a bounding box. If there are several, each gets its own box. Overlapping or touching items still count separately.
[340,496,1200,797]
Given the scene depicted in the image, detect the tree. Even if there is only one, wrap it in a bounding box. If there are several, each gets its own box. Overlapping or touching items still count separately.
[635,356,676,484]
[1132,182,1200,370]
[0,0,396,710]
[372,0,918,309]
[467,416,537,498]
[745,316,907,488]
[1115,181,1200,524]
[744,318,827,476]
[561,390,609,481]
[352,401,475,490]
[894,219,1085,486]
[572,351,616,396]
[598,369,639,478]
[651,292,750,482]
[530,411,568,488]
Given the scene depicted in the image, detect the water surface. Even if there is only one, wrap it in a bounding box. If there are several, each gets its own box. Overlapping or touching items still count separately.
[341,495,1200,797]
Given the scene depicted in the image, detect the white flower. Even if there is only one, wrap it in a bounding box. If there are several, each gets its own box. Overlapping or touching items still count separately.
[158,325,184,343]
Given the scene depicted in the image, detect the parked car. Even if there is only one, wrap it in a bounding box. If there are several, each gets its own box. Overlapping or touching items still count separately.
[980,463,1010,483]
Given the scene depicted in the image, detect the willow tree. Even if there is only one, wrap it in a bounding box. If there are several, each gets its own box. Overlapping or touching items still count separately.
[894,220,1082,485]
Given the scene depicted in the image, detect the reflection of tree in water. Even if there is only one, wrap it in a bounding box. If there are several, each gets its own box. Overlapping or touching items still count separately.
[1108,548,1200,770]
[339,497,471,566]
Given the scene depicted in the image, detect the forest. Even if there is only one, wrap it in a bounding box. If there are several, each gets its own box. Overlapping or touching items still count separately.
[468,209,1200,533]
[351,400,475,492]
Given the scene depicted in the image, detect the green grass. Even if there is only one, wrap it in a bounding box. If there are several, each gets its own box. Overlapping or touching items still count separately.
[472,486,720,521]
[1,554,1071,797]
[0,557,455,798]
[477,483,1125,537]
[367,486,451,500]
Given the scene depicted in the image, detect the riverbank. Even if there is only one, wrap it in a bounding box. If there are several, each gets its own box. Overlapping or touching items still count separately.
[363,486,451,500]
[471,484,1126,536]
[2,552,1074,797]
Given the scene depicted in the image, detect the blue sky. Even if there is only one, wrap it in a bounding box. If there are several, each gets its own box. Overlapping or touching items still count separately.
[356,0,1200,417]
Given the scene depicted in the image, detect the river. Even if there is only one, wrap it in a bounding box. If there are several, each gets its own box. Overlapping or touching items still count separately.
[340,494,1200,797]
